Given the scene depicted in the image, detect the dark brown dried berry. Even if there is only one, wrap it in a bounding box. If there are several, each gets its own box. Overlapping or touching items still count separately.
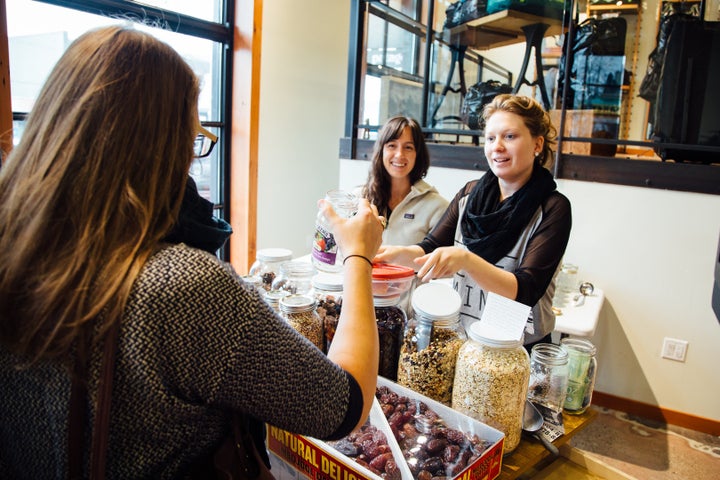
[442,444,460,463]
[369,452,394,471]
[417,471,432,480]
[426,438,447,455]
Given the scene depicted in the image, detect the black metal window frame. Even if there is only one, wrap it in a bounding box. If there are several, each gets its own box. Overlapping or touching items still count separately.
[25,0,236,257]
[342,0,720,196]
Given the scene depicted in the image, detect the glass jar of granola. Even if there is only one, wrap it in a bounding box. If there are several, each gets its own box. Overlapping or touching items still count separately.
[397,282,466,405]
[452,322,530,455]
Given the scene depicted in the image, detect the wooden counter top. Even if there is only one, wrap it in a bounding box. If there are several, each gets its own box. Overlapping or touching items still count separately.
[498,407,598,479]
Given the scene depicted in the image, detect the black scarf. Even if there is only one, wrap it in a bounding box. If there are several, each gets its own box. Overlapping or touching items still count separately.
[461,165,556,264]
[164,177,232,254]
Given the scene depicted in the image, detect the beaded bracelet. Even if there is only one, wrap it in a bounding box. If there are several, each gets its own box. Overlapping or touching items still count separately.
[342,254,373,268]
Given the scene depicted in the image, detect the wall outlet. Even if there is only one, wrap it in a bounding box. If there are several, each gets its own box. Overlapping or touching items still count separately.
[661,337,688,362]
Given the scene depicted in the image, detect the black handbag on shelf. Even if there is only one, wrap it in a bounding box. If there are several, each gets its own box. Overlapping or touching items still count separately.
[460,80,513,130]
[444,0,487,29]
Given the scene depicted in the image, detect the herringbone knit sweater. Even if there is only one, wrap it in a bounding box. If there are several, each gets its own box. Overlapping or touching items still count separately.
[0,244,360,479]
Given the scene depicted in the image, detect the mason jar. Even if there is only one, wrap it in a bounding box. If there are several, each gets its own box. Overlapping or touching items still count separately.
[528,343,569,415]
[561,337,598,415]
[311,189,358,273]
[312,272,344,353]
[397,282,466,405]
[271,260,315,296]
[452,322,530,455]
[279,294,323,351]
[249,248,293,291]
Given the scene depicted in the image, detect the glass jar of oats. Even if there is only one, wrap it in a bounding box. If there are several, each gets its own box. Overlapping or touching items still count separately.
[452,322,530,455]
[279,294,323,351]
[397,282,466,406]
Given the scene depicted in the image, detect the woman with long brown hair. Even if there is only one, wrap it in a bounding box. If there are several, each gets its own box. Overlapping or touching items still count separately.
[0,25,383,478]
[376,95,572,350]
[357,115,448,245]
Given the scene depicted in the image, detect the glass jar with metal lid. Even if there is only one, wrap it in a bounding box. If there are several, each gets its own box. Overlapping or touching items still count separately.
[452,322,530,455]
[397,282,466,405]
[312,272,344,353]
[279,294,323,351]
[249,248,293,291]
[528,343,569,415]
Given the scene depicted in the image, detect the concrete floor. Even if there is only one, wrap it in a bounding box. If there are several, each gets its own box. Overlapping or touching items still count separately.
[530,406,720,480]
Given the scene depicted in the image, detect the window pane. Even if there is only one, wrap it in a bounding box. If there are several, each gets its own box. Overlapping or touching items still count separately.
[7,0,223,204]
[127,0,223,23]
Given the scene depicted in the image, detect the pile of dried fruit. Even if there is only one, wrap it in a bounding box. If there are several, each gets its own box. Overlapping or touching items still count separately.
[328,385,495,479]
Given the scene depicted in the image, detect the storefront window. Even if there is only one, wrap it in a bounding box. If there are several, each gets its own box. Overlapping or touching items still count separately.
[5,0,232,240]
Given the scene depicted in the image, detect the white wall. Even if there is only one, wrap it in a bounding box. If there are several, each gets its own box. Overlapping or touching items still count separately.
[258,1,720,421]
[256,0,352,259]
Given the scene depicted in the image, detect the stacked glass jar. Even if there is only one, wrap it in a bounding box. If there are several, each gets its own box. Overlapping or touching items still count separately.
[452,322,530,455]
[397,282,466,405]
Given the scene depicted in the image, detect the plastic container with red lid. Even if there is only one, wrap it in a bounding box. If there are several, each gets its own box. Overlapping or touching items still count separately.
[371,263,415,298]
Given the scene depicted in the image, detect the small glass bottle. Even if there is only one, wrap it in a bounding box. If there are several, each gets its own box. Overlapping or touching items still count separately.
[311,190,358,273]
[373,295,406,381]
[397,282,466,405]
[249,248,293,291]
[271,260,315,296]
[279,294,323,351]
[561,337,598,415]
[528,343,569,415]
[452,322,530,455]
[312,272,344,353]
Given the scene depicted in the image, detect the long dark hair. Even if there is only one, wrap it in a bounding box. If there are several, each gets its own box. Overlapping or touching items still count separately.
[0,26,200,364]
[362,116,430,215]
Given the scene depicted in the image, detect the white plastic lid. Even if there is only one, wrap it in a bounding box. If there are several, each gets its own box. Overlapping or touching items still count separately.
[256,248,293,262]
[411,282,461,321]
[311,272,344,291]
[467,321,522,347]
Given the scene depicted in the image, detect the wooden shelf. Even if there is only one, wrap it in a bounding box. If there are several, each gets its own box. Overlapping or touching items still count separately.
[588,3,640,13]
[446,9,564,50]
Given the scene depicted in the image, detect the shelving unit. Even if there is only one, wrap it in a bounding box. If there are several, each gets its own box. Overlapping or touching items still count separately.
[586,2,642,146]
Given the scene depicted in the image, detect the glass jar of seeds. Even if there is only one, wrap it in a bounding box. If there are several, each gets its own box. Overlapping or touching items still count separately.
[249,248,293,291]
[397,282,466,406]
[452,322,530,455]
[312,272,344,354]
[279,294,323,351]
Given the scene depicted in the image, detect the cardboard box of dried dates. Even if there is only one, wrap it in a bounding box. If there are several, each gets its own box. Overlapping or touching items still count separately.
[267,377,505,480]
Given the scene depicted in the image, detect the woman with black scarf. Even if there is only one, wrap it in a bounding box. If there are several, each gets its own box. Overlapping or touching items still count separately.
[375,94,572,349]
